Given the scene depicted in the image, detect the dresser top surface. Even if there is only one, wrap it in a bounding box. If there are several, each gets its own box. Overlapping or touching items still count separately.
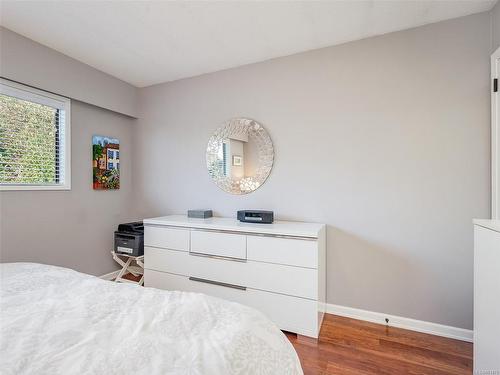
[143,215,325,238]
[474,219,500,233]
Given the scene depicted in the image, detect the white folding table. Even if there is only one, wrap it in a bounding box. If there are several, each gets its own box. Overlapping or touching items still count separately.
[111,250,144,286]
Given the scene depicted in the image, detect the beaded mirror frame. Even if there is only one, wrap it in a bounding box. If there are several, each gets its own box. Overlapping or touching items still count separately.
[206,118,274,194]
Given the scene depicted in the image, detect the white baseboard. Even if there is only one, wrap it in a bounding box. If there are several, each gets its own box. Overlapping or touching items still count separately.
[326,303,473,342]
[99,270,120,281]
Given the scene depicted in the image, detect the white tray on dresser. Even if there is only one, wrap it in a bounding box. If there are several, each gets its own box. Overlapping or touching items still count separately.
[143,215,326,338]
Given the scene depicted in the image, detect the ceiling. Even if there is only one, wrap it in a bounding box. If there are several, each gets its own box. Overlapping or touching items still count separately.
[0,0,496,87]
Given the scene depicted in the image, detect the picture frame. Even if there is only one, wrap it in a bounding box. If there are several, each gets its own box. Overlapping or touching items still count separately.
[232,155,242,166]
[92,135,120,190]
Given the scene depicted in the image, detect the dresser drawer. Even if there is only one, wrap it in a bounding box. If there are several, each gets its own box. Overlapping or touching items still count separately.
[190,230,246,259]
[145,269,319,337]
[144,226,190,251]
[145,246,317,299]
[247,235,318,268]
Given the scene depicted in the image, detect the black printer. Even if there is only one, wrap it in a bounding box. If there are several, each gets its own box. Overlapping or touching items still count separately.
[114,221,144,257]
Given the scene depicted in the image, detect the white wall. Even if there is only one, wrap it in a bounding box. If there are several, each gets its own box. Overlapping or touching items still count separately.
[229,139,244,179]
[0,27,138,118]
[133,13,491,330]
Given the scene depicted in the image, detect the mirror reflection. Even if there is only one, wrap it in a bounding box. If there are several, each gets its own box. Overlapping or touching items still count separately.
[206,118,274,194]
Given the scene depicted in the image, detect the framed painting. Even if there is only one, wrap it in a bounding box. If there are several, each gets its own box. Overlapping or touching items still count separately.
[92,135,120,190]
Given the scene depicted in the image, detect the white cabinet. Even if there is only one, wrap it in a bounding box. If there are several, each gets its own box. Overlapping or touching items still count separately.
[143,215,326,338]
[190,230,246,259]
[247,236,318,268]
[144,226,190,251]
[474,220,500,373]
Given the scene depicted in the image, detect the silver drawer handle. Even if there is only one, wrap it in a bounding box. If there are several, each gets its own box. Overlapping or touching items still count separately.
[190,227,318,240]
[189,251,247,263]
[188,277,247,291]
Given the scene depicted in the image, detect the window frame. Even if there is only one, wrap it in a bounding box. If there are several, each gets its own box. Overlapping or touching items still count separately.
[0,79,71,191]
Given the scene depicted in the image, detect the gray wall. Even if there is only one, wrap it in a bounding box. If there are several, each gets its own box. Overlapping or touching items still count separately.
[133,13,490,329]
[0,101,136,276]
[0,28,138,276]
[0,27,138,118]
[492,1,500,51]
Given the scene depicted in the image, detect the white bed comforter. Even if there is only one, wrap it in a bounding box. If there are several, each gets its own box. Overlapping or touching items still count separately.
[0,263,303,375]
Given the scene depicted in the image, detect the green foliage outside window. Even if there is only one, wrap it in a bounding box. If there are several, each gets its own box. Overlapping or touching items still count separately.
[0,94,58,184]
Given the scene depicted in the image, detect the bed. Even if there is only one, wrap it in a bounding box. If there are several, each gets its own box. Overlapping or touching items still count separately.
[0,263,303,375]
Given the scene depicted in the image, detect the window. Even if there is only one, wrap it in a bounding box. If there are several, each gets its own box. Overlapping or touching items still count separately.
[108,162,113,169]
[222,141,228,176]
[0,79,71,190]
[116,150,119,159]
[108,149,113,159]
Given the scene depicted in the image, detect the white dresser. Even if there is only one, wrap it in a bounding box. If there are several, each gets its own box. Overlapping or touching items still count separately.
[143,215,326,338]
[474,219,500,374]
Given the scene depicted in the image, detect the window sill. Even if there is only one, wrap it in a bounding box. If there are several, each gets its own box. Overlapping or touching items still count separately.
[0,184,71,191]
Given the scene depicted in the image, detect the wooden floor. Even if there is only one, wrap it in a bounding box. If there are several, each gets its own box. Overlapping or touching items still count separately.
[286,314,472,375]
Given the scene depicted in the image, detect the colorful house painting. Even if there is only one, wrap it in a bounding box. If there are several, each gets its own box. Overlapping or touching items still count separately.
[92,135,120,190]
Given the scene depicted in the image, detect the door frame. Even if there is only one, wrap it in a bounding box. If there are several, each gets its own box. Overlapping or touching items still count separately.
[492,47,500,219]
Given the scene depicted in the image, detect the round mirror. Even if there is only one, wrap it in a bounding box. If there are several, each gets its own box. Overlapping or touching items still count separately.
[206,118,274,194]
